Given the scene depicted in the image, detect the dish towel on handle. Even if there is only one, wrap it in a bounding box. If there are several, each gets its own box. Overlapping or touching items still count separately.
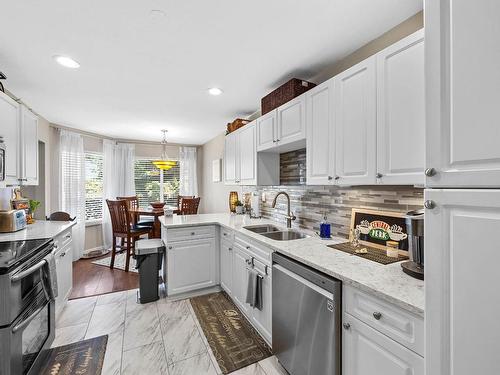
[42,251,58,300]
[245,268,264,311]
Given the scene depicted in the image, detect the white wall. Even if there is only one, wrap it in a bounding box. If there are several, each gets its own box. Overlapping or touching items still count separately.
[198,132,240,214]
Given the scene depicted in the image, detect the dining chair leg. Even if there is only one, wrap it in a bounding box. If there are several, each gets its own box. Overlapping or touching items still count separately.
[110,236,116,269]
[125,235,131,272]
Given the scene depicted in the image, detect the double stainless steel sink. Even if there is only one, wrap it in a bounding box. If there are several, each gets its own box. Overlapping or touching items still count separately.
[243,225,309,241]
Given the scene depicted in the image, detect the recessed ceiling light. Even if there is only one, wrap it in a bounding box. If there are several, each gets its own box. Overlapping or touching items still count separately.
[208,87,223,96]
[53,55,80,69]
[150,9,166,20]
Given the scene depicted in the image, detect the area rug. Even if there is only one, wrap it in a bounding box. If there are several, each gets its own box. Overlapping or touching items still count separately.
[38,335,108,375]
[190,292,272,374]
[92,253,138,273]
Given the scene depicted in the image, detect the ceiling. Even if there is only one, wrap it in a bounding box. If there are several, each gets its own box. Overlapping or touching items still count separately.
[0,0,422,145]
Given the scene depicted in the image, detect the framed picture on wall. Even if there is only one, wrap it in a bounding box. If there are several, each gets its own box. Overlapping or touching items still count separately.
[212,159,221,182]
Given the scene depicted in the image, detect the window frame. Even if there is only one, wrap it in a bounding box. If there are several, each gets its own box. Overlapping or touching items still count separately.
[84,151,104,224]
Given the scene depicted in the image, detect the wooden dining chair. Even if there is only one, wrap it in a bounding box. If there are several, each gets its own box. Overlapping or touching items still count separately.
[106,199,152,272]
[179,197,200,215]
[177,195,194,211]
[116,196,154,228]
[46,211,76,221]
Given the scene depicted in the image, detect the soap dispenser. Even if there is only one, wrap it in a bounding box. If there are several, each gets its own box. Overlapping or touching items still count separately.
[319,212,331,239]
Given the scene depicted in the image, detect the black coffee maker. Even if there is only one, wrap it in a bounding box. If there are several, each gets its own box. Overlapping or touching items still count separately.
[401,209,424,280]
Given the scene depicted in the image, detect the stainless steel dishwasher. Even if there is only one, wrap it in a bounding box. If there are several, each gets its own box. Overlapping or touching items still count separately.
[272,253,341,375]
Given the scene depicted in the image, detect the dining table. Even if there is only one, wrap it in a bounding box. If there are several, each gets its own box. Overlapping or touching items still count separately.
[129,206,179,238]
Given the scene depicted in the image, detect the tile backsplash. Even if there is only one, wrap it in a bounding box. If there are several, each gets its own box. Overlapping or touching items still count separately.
[245,148,423,238]
[248,185,423,239]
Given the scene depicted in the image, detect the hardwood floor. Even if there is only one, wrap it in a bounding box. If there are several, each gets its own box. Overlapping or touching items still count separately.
[70,255,139,300]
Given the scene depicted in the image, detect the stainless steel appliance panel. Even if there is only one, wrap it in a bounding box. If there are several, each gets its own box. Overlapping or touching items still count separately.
[272,253,341,375]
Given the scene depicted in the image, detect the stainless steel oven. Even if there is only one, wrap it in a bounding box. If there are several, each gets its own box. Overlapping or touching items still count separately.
[0,239,54,326]
[0,238,56,375]
[0,289,55,375]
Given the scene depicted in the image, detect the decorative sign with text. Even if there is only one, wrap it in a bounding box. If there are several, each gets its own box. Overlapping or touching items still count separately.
[350,208,409,251]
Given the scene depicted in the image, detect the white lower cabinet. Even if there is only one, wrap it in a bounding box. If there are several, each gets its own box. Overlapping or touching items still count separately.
[232,244,251,316]
[54,229,73,317]
[425,189,500,375]
[166,236,217,296]
[220,239,234,296]
[230,239,272,344]
[343,313,424,375]
[250,266,272,344]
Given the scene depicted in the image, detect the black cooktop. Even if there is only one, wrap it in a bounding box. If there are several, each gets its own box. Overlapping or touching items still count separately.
[0,238,52,274]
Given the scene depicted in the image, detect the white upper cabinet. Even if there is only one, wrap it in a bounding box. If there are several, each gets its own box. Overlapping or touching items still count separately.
[426,0,500,187]
[425,189,500,375]
[306,79,335,185]
[334,56,377,185]
[377,30,425,185]
[0,92,20,185]
[276,96,306,147]
[238,123,257,185]
[224,121,279,186]
[20,105,39,185]
[0,94,38,186]
[224,131,238,184]
[257,95,306,153]
[256,110,277,151]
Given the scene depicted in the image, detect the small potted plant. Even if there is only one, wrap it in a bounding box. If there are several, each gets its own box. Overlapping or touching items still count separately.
[235,200,244,214]
[27,199,41,224]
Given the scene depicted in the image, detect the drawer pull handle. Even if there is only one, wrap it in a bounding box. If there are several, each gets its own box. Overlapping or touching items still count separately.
[343,323,351,330]
[373,312,382,320]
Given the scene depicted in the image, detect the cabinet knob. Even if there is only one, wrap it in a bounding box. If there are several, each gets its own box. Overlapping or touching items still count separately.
[276,139,280,142]
[373,311,382,320]
[168,246,173,250]
[334,176,340,181]
[343,322,351,330]
[424,200,436,209]
[246,246,251,250]
[425,167,437,177]
[223,233,227,236]
[376,173,383,179]
[327,176,333,181]
[228,247,232,251]
[191,232,195,235]
[60,251,66,258]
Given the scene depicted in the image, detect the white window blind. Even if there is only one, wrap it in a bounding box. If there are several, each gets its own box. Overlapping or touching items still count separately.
[84,152,103,221]
[134,159,180,208]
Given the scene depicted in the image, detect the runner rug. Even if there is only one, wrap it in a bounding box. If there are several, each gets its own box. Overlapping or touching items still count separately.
[38,335,108,375]
[190,292,272,374]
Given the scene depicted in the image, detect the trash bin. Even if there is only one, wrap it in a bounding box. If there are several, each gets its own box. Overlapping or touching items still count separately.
[134,239,165,304]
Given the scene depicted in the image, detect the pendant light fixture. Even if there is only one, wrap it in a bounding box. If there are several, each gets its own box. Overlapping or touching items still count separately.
[152,129,177,170]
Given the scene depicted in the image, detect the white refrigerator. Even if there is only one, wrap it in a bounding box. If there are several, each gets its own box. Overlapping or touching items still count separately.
[424,1,500,375]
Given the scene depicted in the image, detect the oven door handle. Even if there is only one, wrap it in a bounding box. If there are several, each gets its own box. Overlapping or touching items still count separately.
[12,300,49,333]
[11,259,46,283]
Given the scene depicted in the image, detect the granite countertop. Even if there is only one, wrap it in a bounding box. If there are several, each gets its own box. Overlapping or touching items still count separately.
[0,220,76,242]
[159,213,424,317]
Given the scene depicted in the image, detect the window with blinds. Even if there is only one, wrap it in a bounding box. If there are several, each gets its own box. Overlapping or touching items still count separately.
[134,159,180,208]
[84,152,103,221]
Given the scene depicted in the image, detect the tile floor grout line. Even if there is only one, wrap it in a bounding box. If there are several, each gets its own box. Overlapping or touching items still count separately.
[82,299,98,339]
[156,299,171,375]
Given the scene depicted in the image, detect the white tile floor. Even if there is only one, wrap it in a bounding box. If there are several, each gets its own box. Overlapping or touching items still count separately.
[54,290,288,375]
